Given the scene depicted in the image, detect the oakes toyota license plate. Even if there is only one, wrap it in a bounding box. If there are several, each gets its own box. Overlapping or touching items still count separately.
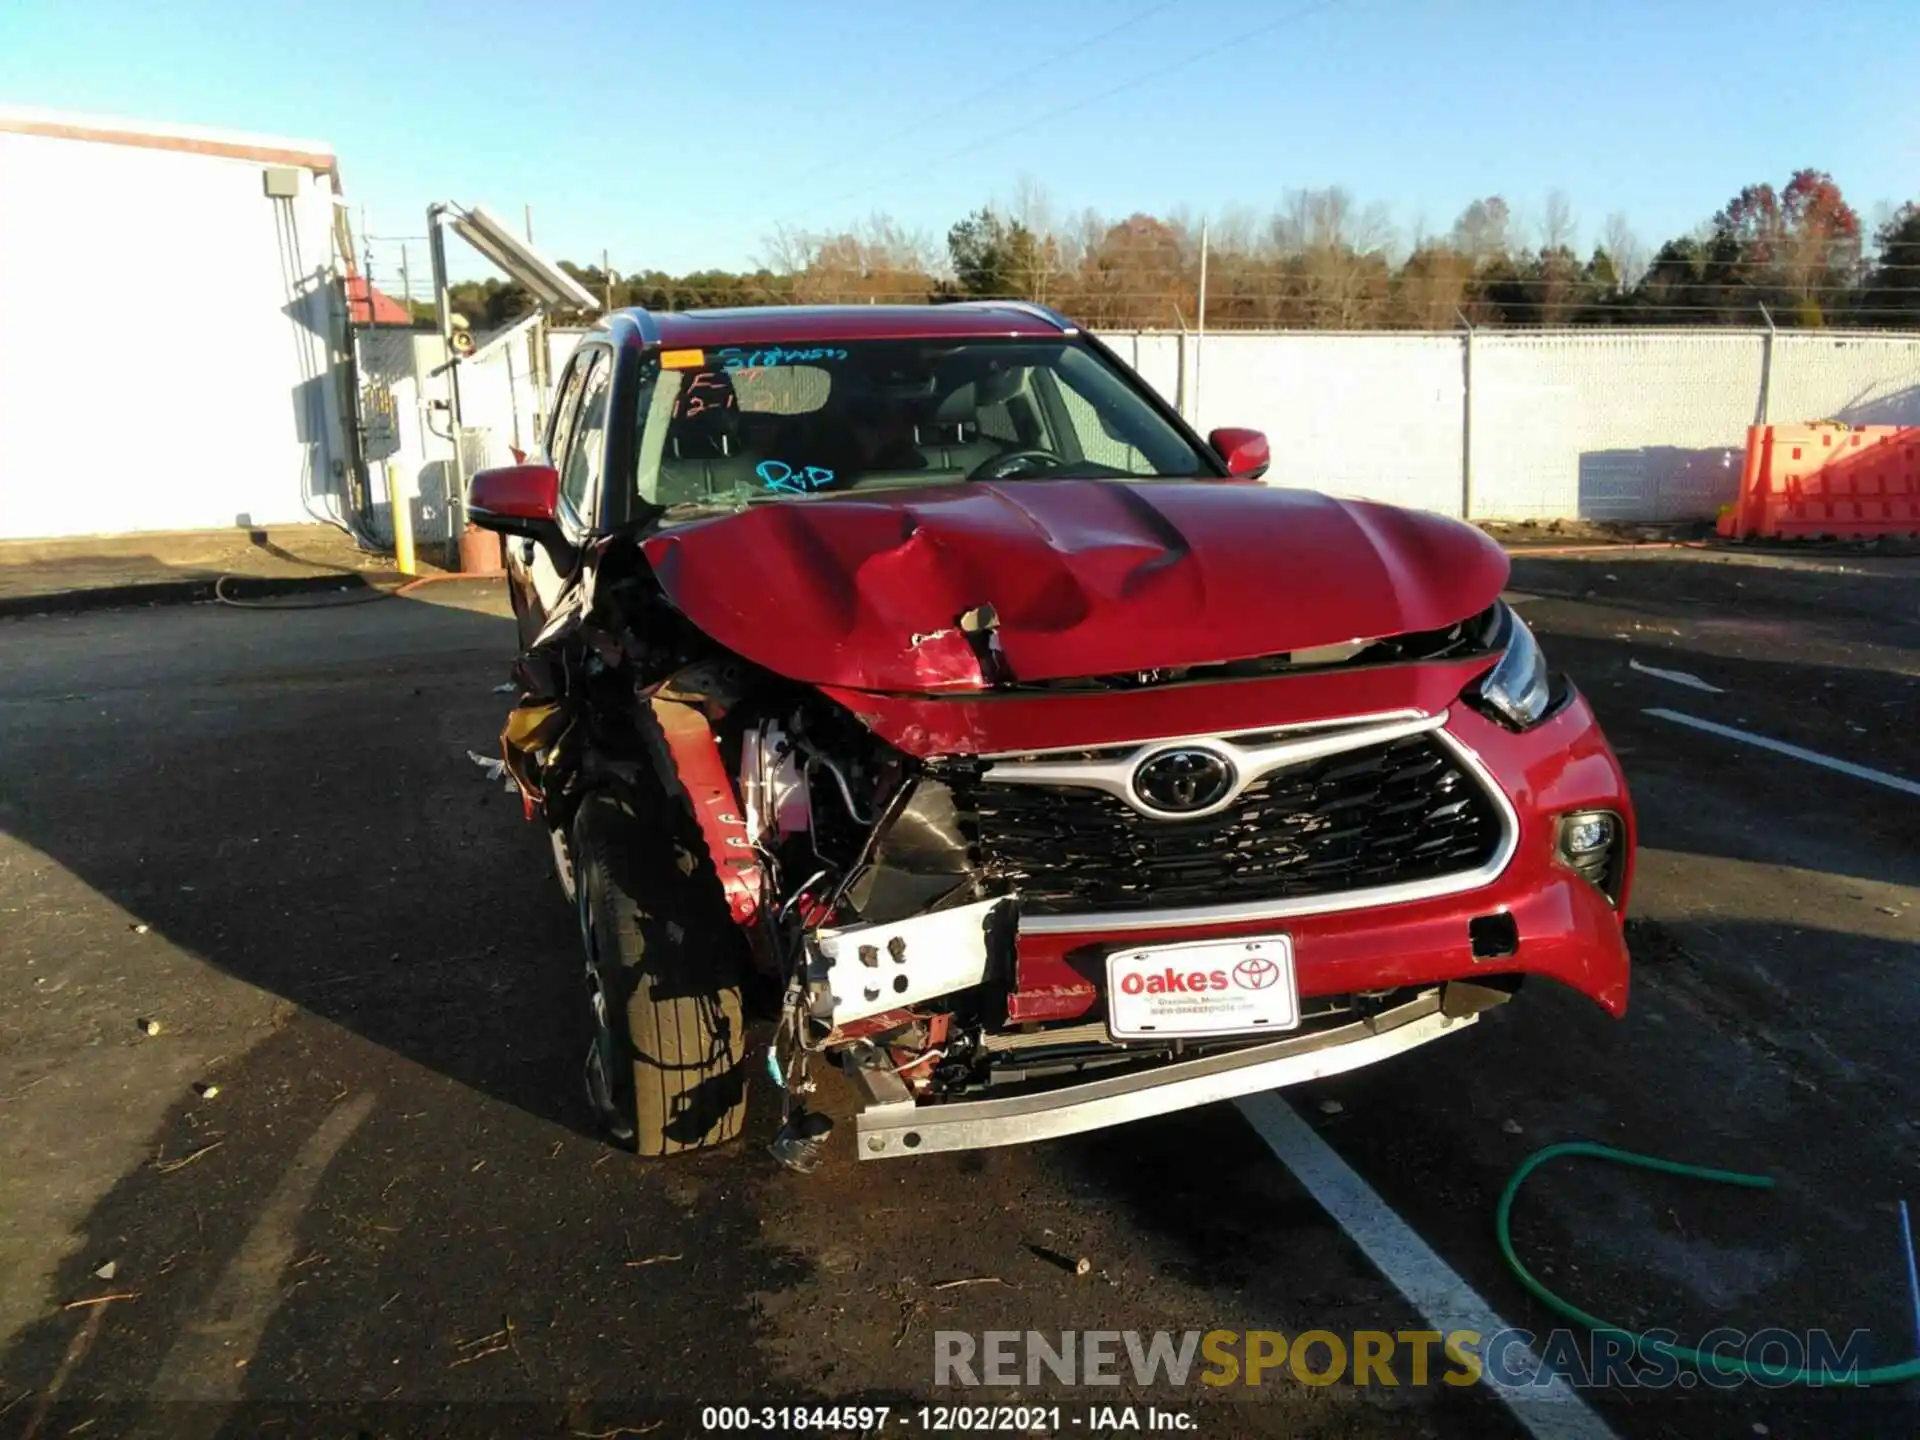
[1106,936,1300,1041]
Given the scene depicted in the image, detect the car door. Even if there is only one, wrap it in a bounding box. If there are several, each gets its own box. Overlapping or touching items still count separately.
[510,347,611,648]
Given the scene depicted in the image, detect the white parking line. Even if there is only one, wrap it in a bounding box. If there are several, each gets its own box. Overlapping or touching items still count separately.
[1628,659,1723,694]
[1235,1094,1620,1440]
[1644,708,1920,798]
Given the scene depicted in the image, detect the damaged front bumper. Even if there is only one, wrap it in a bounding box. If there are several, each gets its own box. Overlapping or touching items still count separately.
[810,895,1014,1026]
[845,987,1475,1160]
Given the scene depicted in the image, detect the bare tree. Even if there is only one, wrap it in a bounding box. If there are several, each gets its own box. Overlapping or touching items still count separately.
[1270,187,1391,255]
[1450,196,1512,265]
[757,214,936,303]
[1208,205,1262,257]
[1001,177,1066,301]
[758,224,819,278]
[1600,211,1647,290]
[1540,190,1578,254]
[1194,206,1268,329]
[1007,174,1058,237]
[1268,188,1394,328]
[856,212,938,277]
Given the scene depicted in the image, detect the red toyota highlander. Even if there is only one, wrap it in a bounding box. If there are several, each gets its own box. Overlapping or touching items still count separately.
[468,301,1633,1170]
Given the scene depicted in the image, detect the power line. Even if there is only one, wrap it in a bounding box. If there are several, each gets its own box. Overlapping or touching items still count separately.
[790,0,1355,224]
[782,0,1182,194]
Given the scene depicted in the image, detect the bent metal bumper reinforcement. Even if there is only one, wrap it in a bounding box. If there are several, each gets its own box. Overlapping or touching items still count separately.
[849,990,1473,1159]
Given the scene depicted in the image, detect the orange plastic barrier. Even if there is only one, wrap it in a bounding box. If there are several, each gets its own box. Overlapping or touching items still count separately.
[1717,424,1920,539]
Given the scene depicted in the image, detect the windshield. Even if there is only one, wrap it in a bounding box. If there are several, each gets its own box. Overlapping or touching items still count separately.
[633,337,1211,516]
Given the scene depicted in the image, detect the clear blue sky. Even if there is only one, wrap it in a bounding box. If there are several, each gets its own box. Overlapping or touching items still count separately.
[5,0,1916,285]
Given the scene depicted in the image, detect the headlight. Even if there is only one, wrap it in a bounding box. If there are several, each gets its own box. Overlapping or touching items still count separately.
[1472,603,1553,729]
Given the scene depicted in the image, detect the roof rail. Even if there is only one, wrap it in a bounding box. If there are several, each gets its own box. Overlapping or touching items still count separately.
[607,307,662,345]
[987,300,1077,334]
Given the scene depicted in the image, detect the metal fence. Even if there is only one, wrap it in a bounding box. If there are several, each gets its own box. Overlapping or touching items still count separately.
[1107,327,1920,520]
[358,324,1920,531]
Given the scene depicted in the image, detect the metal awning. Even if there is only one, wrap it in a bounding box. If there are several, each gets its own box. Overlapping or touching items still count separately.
[445,204,596,311]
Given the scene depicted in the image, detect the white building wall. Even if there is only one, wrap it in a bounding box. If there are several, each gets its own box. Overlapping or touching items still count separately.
[355,324,546,549]
[0,120,349,539]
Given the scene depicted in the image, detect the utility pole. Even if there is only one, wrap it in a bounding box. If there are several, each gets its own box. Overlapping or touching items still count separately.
[426,202,463,549]
[1456,309,1476,521]
[1757,302,1777,425]
[523,202,547,437]
[602,247,613,313]
[400,243,412,316]
[1194,219,1209,428]
[359,206,373,323]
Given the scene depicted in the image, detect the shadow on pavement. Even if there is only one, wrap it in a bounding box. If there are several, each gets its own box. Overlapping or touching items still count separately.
[0,592,592,1139]
[1,565,1917,1437]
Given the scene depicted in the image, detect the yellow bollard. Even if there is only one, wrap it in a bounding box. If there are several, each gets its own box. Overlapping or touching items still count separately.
[388,461,417,577]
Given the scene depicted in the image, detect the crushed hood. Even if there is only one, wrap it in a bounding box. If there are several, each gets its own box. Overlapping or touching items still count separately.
[639,480,1509,693]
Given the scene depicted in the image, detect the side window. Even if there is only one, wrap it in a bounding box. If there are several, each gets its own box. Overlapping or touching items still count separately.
[977,396,1020,445]
[560,353,611,524]
[1046,370,1150,473]
[545,356,590,470]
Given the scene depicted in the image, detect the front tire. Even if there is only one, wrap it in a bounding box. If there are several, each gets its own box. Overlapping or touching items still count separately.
[572,793,749,1156]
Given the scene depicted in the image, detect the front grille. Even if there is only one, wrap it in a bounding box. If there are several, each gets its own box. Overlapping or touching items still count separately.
[958,734,1504,915]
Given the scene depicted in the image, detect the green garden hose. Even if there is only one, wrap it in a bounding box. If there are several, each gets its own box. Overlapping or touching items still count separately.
[1497,1141,1920,1386]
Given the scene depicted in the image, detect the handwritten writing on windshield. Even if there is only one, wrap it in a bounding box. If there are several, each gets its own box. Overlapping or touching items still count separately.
[718,346,848,371]
[757,460,835,495]
[674,369,735,419]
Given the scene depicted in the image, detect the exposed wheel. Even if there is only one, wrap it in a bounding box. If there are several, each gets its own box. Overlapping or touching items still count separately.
[549,826,577,905]
[572,792,749,1155]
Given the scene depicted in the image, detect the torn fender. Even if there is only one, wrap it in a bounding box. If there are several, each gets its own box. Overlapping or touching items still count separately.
[498,699,570,818]
[649,697,763,926]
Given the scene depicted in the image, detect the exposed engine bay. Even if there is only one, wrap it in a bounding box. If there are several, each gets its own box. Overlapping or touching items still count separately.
[497,536,1513,1168]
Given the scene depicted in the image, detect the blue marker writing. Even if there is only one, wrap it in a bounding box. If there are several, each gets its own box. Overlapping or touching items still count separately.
[756,460,836,494]
[719,346,849,371]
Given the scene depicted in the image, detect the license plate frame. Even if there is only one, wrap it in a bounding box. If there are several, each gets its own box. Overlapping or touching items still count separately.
[1106,936,1300,1041]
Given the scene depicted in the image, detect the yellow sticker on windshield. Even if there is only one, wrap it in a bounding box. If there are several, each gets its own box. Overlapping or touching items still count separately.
[659,348,706,369]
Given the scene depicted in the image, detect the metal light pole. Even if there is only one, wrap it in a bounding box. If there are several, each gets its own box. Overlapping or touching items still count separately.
[1456,309,1476,521]
[1193,220,1209,429]
[1757,302,1777,425]
[426,203,464,551]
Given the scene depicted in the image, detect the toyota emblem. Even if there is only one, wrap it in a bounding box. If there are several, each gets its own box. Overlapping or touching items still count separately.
[1133,747,1235,814]
[1233,956,1281,990]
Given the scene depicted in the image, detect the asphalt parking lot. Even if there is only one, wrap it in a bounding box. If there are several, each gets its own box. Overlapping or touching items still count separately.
[1,549,1916,1440]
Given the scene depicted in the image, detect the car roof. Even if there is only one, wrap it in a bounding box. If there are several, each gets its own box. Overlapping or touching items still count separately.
[635,302,1076,348]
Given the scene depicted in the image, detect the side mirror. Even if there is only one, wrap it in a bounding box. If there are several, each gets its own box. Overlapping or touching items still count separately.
[1207,427,1270,481]
[467,464,571,564]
